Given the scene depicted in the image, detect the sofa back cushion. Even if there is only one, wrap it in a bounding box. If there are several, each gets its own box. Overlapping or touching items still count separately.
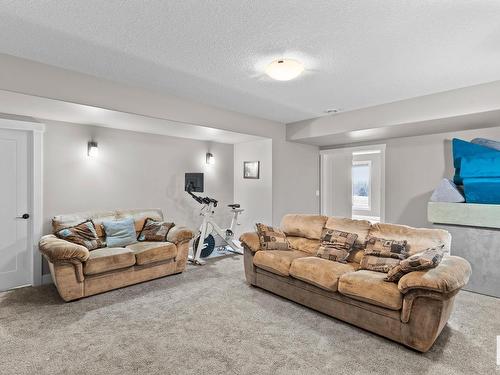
[286,236,320,254]
[368,223,451,256]
[53,210,117,238]
[325,217,371,249]
[280,214,328,240]
[52,209,164,239]
[116,209,164,233]
[360,255,401,273]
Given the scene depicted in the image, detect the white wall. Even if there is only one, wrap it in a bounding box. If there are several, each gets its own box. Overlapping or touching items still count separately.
[0,54,320,226]
[43,120,234,235]
[273,136,320,221]
[323,126,500,228]
[234,139,272,235]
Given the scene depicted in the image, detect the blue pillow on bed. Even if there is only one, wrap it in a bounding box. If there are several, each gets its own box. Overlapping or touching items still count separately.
[102,217,137,247]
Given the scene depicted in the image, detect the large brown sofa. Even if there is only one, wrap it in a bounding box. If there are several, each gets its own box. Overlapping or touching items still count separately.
[39,209,193,301]
[240,214,471,352]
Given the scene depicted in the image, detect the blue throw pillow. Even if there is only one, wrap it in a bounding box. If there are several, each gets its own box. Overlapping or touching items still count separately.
[102,217,137,247]
[452,138,499,184]
[463,177,500,204]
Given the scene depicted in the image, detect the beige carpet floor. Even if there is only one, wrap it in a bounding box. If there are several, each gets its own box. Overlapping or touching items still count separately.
[1,255,498,375]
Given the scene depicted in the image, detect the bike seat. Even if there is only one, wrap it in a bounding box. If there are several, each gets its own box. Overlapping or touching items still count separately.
[228,204,240,209]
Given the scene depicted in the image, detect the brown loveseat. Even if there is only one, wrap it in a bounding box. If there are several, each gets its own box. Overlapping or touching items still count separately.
[39,209,193,301]
[240,214,471,352]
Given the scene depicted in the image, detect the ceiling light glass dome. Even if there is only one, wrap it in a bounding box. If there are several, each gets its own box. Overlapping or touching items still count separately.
[265,59,304,81]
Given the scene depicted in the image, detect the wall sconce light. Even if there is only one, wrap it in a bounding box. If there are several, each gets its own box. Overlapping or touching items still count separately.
[88,141,99,157]
[206,152,215,165]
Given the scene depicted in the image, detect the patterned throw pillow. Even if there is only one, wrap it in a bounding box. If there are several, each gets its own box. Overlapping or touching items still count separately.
[255,223,291,250]
[385,245,445,282]
[316,228,358,263]
[364,237,409,260]
[360,255,401,273]
[55,220,103,250]
[137,218,175,242]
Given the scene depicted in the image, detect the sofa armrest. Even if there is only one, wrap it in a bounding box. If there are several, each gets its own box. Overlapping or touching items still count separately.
[239,232,261,253]
[39,235,90,263]
[398,256,471,294]
[167,226,194,245]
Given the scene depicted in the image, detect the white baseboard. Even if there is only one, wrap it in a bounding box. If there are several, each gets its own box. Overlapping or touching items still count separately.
[41,273,53,285]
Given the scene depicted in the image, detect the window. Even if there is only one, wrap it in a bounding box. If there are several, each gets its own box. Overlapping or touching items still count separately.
[352,161,371,211]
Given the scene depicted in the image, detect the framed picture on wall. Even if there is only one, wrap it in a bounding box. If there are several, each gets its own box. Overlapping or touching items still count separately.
[243,161,260,179]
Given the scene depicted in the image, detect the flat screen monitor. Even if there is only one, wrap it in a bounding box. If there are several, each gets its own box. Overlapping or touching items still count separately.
[185,173,204,192]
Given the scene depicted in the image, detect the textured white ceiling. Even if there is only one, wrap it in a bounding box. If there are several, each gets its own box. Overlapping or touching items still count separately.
[1,1,500,123]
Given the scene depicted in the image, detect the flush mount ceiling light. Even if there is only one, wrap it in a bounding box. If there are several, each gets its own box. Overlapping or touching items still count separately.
[265,59,304,81]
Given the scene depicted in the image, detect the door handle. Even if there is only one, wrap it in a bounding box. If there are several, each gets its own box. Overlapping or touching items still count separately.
[16,213,30,219]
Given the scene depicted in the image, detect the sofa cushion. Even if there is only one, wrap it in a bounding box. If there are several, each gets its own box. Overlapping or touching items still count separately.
[360,255,400,273]
[289,257,356,292]
[347,249,365,263]
[126,241,177,265]
[52,209,164,239]
[280,214,328,240]
[325,217,371,249]
[368,223,451,256]
[52,210,118,238]
[286,236,320,254]
[253,250,309,277]
[83,247,136,275]
[255,223,291,250]
[137,218,175,242]
[316,228,358,263]
[338,270,403,310]
[116,209,164,232]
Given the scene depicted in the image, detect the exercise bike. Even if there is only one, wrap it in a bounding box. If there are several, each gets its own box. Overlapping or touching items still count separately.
[187,186,244,265]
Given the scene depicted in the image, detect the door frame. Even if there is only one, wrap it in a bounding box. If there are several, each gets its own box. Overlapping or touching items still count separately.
[320,144,386,223]
[0,118,44,287]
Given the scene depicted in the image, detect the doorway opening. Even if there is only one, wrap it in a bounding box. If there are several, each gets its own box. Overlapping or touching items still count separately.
[320,145,385,223]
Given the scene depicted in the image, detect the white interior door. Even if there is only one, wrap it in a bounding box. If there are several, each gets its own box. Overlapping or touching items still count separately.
[0,129,30,291]
[320,149,352,217]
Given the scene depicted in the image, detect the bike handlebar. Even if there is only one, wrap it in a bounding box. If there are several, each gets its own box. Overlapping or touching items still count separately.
[186,186,218,207]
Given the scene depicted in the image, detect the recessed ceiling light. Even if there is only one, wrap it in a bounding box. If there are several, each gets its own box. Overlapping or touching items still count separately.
[265,59,304,81]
